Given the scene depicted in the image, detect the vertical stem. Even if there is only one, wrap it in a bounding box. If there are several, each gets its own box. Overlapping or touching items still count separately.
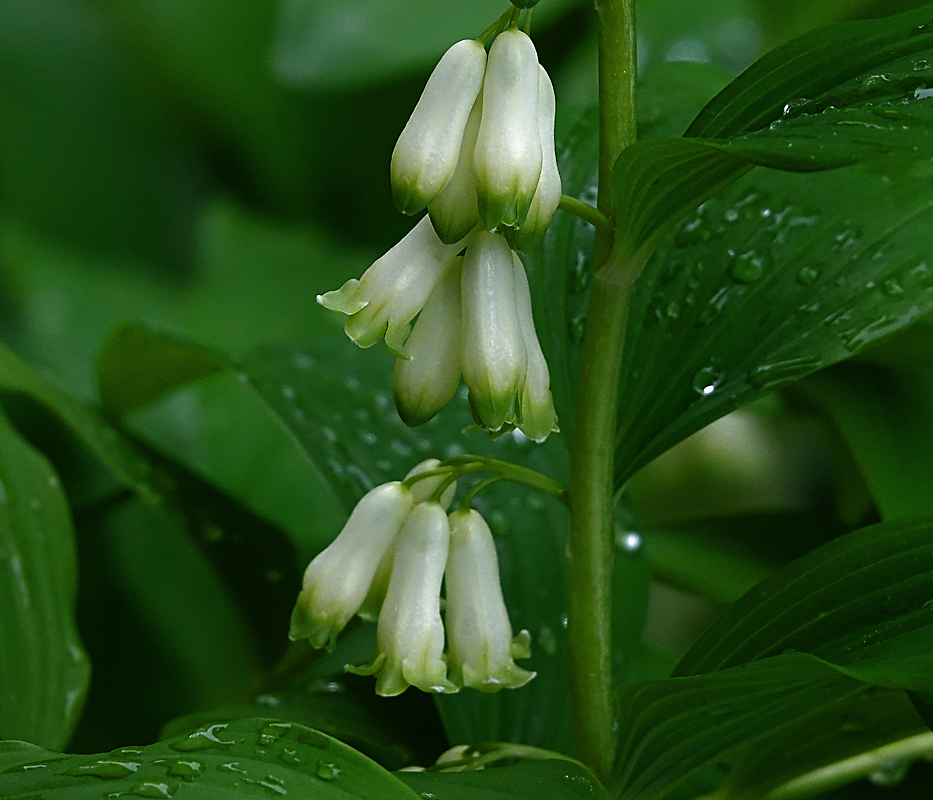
[567,0,637,784]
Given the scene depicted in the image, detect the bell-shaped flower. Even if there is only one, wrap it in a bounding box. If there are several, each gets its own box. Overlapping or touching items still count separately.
[445,508,535,691]
[392,39,487,216]
[512,66,561,253]
[350,503,458,696]
[461,231,526,431]
[393,258,463,427]
[358,459,457,621]
[318,216,464,354]
[289,482,414,649]
[512,255,558,441]
[473,30,542,231]
[428,95,483,245]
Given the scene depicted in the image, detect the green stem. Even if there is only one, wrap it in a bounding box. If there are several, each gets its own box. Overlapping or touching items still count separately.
[558,195,616,238]
[566,0,637,783]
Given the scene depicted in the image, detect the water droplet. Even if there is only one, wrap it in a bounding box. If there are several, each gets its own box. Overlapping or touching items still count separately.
[170,724,234,753]
[67,760,140,780]
[316,762,340,781]
[128,782,174,799]
[254,775,287,795]
[841,316,898,352]
[872,106,910,121]
[748,357,821,391]
[358,430,377,446]
[538,626,558,656]
[692,363,724,396]
[869,758,908,786]
[915,85,933,99]
[4,759,67,773]
[882,277,905,298]
[674,216,705,248]
[319,427,338,444]
[279,748,302,767]
[256,695,281,707]
[914,58,931,71]
[859,73,894,94]
[281,386,296,401]
[258,722,291,747]
[297,730,331,750]
[782,98,807,117]
[160,760,203,782]
[217,762,248,776]
[665,301,681,320]
[420,793,440,800]
[730,251,770,284]
[796,265,821,286]
[615,531,642,552]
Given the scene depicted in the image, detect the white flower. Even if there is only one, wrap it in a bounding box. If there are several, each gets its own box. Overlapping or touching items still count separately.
[446,508,535,691]
[473,29,542,231]
[393,257,463,427]
[351,503,458,696]
[289,482,414,649]
[427,95,483,245]
[511,254,558,441]
[317,216,464,354]
[391,40,487,216]
[512,65,561,253]
[461,231,526,431]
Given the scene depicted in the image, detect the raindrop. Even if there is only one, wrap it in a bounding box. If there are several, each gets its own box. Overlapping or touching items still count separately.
[841,316,897,352]
[616,531,642,552]
[869,758,908,787]
[128,782,174,799]
[796,266,821,286]
[358,430,378,446]
[280,748,302,766]
[692,363,724,396]
[914,58,932,71]
[882,277,905,298]
[66,760,140,780]
[872,106,910,121]
[217,762,248,776]
[390,440,412,457]
[665,301,681,320]
[281,386,296,401]
[319,427,338,444]
[729,251,770,284]
[316,761,341,781]
[748,357,821,391]
[674,216,705,248]
[782,98,807,117]
[254,775,287,795]
[161,760,204,782]
[256,695,281,707]
[170,724,234,753]
[258,722,291,747]
[298,730,331,750]
[915,86,933,99]
[859,73,894,94]
[420,794,440,800]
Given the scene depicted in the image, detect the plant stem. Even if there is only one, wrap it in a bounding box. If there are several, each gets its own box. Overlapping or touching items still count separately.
[566,0,637,784]
[558,195,615,238]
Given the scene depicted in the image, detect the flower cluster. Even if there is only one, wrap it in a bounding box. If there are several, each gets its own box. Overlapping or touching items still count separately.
[290,460,535,696]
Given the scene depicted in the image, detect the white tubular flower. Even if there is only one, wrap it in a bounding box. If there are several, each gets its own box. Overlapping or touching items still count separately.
[512,254,558,442]
[428,95,483,245]
[289,482,414,649]
[351,503,458,696]
[513,66,561,253]
[461,231,527,431]
[446,508,535,691]
[391,39,487,216]
[318,216,464,354]
[393,258,463,427]
[405,458,458,508]
[473,29,542,231]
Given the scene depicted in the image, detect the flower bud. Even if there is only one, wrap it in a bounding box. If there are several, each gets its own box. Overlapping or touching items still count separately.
[473,30,542,230]
[461,231,526,431]
[392,40,487,215]
[393,258,463,427]
[428,96,483,245]
[446,508,535,691]
[351,503,458,696]
[318,216,463,355]
[512,255,558,441]
[289,482,413,649]
[512,66,561,253]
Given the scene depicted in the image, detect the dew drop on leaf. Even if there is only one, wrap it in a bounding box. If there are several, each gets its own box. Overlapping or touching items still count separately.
[128,782,174,799]
[162,760,204,781]
[316,761,341,781]
[796,266,821,286]
[692,364,724,396]
[729,251,770,284]
[748,357,821,391]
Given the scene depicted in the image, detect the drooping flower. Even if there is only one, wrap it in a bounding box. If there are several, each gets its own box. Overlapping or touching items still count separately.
[460,231,526,431]
[512,65,561,253]
[351,502,458,696]
[473,29,542,231]
[511,254,558,441]
[391,39,487,216]
[393,258,463,427]
[318,216,464,354]
[289,482,414,649]
[445,508,535,691]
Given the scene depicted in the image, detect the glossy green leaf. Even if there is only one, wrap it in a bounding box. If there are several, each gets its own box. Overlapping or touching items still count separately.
[0,717,420,800]
[0,406,88,749]
[398,759,610,800]
[675,516,933,687]
[796,364,933,519]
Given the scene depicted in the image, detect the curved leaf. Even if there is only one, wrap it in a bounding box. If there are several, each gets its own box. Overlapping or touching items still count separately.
[0,406,88,749]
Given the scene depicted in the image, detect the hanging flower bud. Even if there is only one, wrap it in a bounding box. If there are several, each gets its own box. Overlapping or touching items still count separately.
[350,503,458,696]
[512,255,558,441]
[428,95,483,245]
[358,459,457,621]
[318,217,463,355]
[461,231,527,431]
[512,66,561,253]
[392,40,487,216]
[473,30,542,231]
[393,258,463,427]
[289,482,414,649]
[446,508,535,691]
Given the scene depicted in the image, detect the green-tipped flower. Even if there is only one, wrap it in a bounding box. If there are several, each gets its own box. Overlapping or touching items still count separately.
[352,503,459,696]
[391,40,487,215]
[512,254,558,441]
[512,65,561,253]
[318,216,464,355]
[473,29,542,230]
[393,258,463,427]
[428,95,483,244]
[289,482,413,648]
[461,231,526,430]
[446,508,535,691]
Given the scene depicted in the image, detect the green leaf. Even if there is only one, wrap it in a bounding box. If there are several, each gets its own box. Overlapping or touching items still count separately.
[795,364,933,519]
[674,516,933,688]
[0,406,88,749]
[398,759,610,800]
[0,717,420,800]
